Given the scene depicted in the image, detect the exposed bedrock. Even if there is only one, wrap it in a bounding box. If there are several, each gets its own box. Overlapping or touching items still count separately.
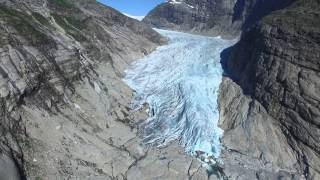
[143,0,294,38]
[0,0,211,179]
[218,0,320,179]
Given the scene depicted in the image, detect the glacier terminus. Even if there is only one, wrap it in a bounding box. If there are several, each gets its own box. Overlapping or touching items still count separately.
[124,29,235,162]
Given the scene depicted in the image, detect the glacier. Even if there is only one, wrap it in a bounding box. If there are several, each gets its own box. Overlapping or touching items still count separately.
[123,29,235,159]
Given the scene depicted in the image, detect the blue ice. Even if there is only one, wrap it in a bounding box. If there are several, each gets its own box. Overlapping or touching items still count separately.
[123,29,235,158]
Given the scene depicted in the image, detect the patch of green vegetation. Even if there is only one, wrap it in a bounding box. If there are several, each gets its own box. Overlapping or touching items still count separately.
[32,12,50,27]
[0,5,20,17]
[79,0,96,3]
[35,177,43,180]
[65,16,86,30]
[48,0,73,8]
[52,13,85,30]
[52,13,87,41]
[0,36,8,47]
[0,5,55,46]
[51,13,68,29]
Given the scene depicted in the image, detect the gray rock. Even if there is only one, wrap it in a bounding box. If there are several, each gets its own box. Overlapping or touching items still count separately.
[219,0,320,179]
[0,154,20,180]
[143,0,294,38]
[0,0,208,179]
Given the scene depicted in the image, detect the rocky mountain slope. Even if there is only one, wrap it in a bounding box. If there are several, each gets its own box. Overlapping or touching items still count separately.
[0,0,211,179]
[143,0,294,38]
[219,0,320,179]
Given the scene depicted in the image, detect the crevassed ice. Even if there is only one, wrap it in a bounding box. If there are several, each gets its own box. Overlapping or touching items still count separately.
[123,29,234,158]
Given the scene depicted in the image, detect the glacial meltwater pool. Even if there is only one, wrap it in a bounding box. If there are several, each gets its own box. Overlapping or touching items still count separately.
[123,29,234,160]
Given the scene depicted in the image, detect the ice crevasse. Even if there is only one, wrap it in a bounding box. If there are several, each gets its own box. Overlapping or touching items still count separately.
[123,29,235,161]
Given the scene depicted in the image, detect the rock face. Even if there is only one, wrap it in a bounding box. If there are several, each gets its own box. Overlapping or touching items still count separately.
[0,0,210,179]
[143,0,294,38]
[219,0,320,179]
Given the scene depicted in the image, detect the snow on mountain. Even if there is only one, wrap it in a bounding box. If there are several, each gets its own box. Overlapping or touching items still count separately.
[167,0,182,4]
[123,13,145,21]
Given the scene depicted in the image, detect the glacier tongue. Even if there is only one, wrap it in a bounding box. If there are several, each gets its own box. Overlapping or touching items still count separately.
[123,29,234,158]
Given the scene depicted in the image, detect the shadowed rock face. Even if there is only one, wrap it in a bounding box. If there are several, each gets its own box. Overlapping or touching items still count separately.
[143,0,294,38]
[219,0,320,179]
[0,0,212,179]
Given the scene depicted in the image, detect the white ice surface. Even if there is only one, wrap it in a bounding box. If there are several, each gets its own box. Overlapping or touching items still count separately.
[123,29,234,157]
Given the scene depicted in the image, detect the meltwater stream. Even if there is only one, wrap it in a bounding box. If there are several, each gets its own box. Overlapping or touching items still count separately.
[124,29,234,159]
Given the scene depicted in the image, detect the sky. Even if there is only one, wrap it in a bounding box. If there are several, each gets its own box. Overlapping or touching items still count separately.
[98,0,165,17]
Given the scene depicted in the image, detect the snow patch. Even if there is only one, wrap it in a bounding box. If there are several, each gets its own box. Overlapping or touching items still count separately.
[74,103,81,110]
[55,125,62,130]
[93,81,101,94]
[123,13,145,21]
[186,4,194,9]
[167,0,194,8]
[167,0,182,4]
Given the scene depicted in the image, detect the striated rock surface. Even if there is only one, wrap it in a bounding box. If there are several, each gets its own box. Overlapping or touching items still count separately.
[143,0,294,38]
[219,0,320,179]
[0,0,210,179]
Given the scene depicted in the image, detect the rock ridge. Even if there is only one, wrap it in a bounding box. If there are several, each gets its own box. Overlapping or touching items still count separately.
[0,0,210,179]
[218,0,320,179]
[143,0,294,38]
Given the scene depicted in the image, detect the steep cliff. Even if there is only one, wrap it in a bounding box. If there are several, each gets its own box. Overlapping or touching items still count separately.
[0,0,211,179]
[219,0,320,179]
[143,0,294,38]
